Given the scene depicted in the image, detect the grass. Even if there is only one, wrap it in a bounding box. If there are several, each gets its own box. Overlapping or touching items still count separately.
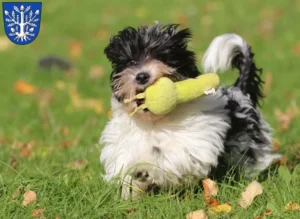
[0,0,300,218]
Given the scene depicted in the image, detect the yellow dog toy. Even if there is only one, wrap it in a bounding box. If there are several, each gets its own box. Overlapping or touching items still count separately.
[124,73,220,116]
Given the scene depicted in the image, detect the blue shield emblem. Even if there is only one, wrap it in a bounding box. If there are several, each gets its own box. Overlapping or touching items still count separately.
[2,2,42,45]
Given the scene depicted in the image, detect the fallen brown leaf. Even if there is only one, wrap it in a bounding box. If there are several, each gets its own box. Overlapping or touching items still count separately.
[20,142,35,158]
[69,90,104,114]
[10,156,17,169]
[208,199,220,207]
[291,41,300,56]
[69,40,82,60]
[258,8,282,40]
[254,209,272,219]
[272,139,281,151]
[176,14,189,27]
[239,181,263,208]
[22,190,37,206]
[12,141,36,158]
[12,184,24,200]
[263,72,272,95]
[36,90,54,109]
[264,209,272,215]
[0,35,13,51]
[59,140,77,149]
[94,27,110,40]
[274,104,299,132]
[32,208,45,219]
[89,65,105,79]
[208,204,232,215]
[186,210,208,219]
[202,178,218,201]
[14,80,37,94]
[60,126,70,137]
[67,159,88,170]
[278,156,288,165]
[127,209,135,217]
[0,136,10,144]
[285,202,300,211]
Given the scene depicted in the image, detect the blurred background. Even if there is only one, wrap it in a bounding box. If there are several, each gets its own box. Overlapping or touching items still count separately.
[0,0,299,211]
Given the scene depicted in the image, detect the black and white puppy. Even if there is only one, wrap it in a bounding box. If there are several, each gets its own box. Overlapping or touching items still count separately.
[100,24,281,199]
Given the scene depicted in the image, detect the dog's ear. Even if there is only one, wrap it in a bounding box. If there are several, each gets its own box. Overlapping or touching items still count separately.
[104,27,138,65]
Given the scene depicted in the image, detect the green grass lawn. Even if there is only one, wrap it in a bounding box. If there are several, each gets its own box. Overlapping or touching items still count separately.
[1,0,300,218]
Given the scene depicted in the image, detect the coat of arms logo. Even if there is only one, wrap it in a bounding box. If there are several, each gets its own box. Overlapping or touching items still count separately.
[2,2,42,45]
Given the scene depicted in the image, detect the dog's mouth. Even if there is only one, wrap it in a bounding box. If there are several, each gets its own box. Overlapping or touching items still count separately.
[136,89,149,112]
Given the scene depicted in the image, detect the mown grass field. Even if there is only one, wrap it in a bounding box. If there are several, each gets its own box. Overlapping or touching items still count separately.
[0,0,300,218]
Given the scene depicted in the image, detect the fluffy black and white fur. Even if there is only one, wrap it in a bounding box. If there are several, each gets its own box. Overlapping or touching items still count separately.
[100,24,281,199]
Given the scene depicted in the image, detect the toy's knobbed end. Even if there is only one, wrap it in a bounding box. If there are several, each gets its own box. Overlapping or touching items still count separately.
[204,88,216,95]
[124,93,146,104]
[129,104,147,117]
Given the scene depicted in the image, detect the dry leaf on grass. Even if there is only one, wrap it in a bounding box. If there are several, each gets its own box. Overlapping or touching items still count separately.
[272,139,281,151]
[69,90,104,114]
[208,204,232,215]
[186,210,208,219]
[239,181,263,208]
[291,41,300,56]
[10,156,17,169]
[263,72,272,95]
[94,27,110,40]
[0,35,13,51]
[22,190,37,206]
[12,184,24,200]
[278,156,288,165]
[258,8,282,40]
[32,208,45,219]
[176,14,189,27]
[69,40,82,60]
[14,80,37,94]
[285,202,300,211]
[89,65,105,79]
[202,178,218,200]
[12,141,36,158]
[274,104,299,132]
[36,90,54,108]
[254,209,272,219]
[67,159,88,170]
[59,140,77,149]
[207,199,220,207]
[60,126,70,137]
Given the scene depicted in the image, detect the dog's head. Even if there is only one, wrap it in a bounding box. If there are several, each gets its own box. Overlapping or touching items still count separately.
[104,24,200,120]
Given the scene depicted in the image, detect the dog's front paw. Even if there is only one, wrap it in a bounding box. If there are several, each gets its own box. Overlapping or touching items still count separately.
[134,169,150,182]
[121,175,149,200]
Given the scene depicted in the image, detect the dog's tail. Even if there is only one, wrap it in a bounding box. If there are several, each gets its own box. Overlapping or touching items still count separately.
[202,34,264,107]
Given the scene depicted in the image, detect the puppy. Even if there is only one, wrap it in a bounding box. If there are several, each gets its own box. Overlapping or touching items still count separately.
[100,24,281,199]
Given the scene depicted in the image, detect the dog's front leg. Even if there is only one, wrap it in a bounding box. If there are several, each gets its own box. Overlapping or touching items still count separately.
[121,162,160,200]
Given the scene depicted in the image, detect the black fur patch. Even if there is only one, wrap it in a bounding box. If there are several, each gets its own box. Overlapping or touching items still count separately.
[232,47,264,107]
[152,146,161,155]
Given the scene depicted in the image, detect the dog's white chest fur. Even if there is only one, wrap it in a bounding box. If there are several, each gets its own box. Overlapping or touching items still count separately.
[100,94,230,187]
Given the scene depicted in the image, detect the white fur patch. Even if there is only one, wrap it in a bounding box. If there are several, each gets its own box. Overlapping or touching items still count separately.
[100,94,230,187]
[202,34,248,73]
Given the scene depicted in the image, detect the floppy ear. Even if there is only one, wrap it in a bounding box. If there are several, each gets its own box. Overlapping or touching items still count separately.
[104,27,138,65]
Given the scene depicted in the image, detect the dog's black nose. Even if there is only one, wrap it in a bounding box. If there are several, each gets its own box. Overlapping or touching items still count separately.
[136,72,150,85]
